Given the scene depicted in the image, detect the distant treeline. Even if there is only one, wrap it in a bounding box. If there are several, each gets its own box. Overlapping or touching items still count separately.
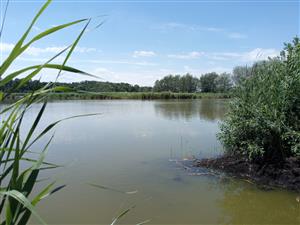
[48,92,230,100]
[0,80,152,93]
[1,65,255,94]
[153,65,253,93]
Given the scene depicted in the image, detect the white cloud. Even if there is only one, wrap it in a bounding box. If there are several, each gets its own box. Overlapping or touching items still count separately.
[156,22,247,39]
[75,47,97,53]
[0,42,96,56]
[183,65,231,75]
[157,22,223,33]
[207,52,241,60]
[83,59,157,66]
[94,67,113,74]
[12,55,157,67]
[0,43,14,52]
[242,48,279,61]
[25,46,96,56]
[91,67,162,86]
[24,46,64,56]
[133,50,156,58]
[206,27,223,32]
[167,51,204,59]
[206,48,279,62]
[157,22,191,30]
[33,26,41,31]
[93,67,115,80]
[227,32,247,39]
[183,65,192,71]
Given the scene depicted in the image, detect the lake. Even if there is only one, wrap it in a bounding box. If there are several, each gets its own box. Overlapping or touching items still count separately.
[25,99,299,224]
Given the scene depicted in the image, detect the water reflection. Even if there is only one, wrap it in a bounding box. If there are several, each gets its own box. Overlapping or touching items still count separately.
[154,99,228,121]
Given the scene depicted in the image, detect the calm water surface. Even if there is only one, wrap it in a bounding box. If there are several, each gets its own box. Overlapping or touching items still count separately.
[24,99,299,224]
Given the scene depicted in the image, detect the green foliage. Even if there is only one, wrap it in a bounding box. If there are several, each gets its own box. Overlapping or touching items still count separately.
[0,79,152,93]
[219,37,300,162]
[200,72,218,92]
[199,72,232,93]
[154,73,232,93]
[153,74,199,93]
[0,0,95,223]
[216,73,233,93]
[4,73,232,95]
[232,65,252,86]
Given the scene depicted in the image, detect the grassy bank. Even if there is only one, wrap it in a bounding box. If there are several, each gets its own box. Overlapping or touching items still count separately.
[4,92,231,101]
[49,92,231,100]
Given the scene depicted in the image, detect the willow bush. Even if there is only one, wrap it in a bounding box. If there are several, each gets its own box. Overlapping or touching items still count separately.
[0,0,98,224]
[219,37,300,163]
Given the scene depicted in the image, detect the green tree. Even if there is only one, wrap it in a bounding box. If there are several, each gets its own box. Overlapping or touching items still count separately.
[180,73,199,93]
[216,73,233,92]
[153,74,199,93]
[0,80,153,93]
[200,72,218,92]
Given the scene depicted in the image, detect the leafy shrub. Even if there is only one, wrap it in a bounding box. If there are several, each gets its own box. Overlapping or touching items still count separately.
[219,37,300,163]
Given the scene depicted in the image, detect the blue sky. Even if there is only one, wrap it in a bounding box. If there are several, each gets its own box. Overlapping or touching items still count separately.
[0,0,299,86]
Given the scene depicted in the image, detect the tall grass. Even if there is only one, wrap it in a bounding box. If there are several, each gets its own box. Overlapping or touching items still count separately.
[0,0,97,223]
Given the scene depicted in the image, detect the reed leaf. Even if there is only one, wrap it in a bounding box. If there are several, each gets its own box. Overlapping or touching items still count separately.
[0,0,102,223]
[0,190,46,225]
[0,0,51,76]
[89,183,138,195]
[0,64,95,88]
[111,205,136,225]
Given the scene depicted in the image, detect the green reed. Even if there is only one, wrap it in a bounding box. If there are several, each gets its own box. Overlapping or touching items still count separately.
[0,0,97,223]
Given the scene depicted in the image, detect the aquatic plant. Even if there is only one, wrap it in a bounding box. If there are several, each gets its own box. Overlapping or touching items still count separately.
[219,37,300,163]
[0,0,96,223]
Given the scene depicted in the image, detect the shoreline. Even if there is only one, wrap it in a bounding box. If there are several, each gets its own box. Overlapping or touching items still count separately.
[4,92,231,101]
[195,154,300,192]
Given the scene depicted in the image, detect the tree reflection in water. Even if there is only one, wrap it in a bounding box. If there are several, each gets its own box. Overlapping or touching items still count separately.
[154,99,228,121]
